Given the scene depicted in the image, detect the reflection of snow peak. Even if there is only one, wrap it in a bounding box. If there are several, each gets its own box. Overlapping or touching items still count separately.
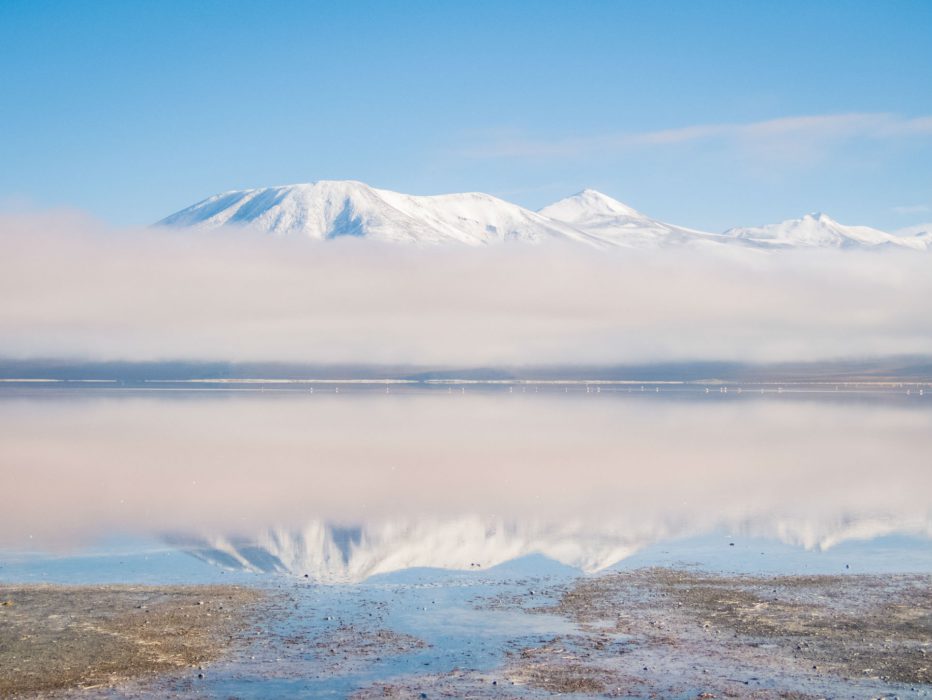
[172,513,932,583]
[171,518,644,583]
[764,515,932,551]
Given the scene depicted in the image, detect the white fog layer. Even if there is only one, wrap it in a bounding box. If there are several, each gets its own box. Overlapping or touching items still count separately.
[1,211,932,365]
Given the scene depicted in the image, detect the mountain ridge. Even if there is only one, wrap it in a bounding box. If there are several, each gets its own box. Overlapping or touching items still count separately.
[158,180,930,251]
[726,212,928,250]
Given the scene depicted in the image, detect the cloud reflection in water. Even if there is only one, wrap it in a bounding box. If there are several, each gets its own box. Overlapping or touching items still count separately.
[1,391,929,579]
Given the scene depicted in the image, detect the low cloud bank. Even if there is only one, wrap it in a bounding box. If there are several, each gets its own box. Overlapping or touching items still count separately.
[2,210,931,366]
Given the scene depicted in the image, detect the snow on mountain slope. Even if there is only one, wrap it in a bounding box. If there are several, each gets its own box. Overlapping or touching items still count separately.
[158,180,602,247]
[896,222,932,235]
[159,181,930,252]
[725,213,929,251]
[540,188,642,222]
[539,189,729,249]
[896,223,932,246]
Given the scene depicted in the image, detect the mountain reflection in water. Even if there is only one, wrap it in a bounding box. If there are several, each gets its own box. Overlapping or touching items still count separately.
[1,388,929,579]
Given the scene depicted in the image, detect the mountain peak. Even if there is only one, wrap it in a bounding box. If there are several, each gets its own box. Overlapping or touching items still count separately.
[157,180,601,247]
[576,187,620,201]
[538,190,723,249]
[801,211,835,225]
[539,189,641,222]
[725,212,923,249]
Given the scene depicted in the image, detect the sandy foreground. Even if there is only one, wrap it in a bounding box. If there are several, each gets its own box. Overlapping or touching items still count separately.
[454,569,932,699]
[0,585,263,697]
[354,569,932,699]
[1,570,931,698]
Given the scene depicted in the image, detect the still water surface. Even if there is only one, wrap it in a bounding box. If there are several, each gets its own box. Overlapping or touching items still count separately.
[2,381,929,581]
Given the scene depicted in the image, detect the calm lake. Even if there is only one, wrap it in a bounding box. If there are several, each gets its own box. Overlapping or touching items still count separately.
[3,381,931,698]
[2,380,930,580]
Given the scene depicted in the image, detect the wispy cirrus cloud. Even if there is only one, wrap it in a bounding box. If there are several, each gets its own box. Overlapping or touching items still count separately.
[458,113,932,165]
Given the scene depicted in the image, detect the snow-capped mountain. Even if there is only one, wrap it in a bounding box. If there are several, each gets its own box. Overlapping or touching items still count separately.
[725,212,929,250]
[158,180,601,247]
[158,180,930,252]
[539,189,727,249]
[896,222,932,246]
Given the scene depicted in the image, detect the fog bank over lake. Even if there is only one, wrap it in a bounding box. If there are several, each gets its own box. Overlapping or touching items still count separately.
[3,212,932,366]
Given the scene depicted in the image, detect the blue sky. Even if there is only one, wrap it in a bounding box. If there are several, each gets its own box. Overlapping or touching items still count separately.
[1,0,930,232]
